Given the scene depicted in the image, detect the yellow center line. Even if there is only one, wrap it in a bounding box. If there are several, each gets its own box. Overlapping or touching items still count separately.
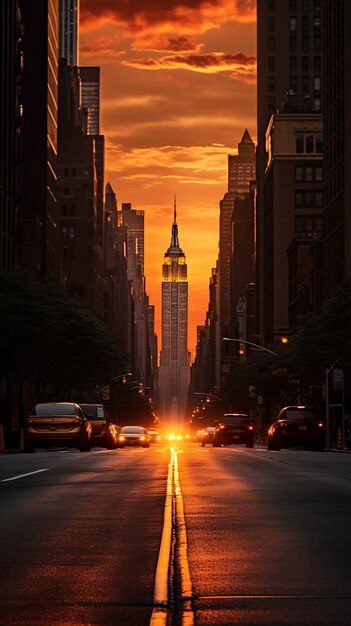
[149,447,175,626]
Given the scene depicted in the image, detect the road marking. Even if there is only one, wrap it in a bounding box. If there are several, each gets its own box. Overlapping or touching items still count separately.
[149,448,175,626]
[173,450,195,626]
[1,469,50,482]
[150,447,195,626]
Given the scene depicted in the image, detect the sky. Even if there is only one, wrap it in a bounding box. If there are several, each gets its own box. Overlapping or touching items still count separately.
[79,0,257,358]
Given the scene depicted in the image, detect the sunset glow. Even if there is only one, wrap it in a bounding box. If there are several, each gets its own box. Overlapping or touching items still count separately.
[79,0,257,356]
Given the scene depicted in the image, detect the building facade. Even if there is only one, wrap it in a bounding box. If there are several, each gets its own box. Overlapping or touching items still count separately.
[59,0,79,65]
[18,0,61,282]
[256,0,323,337]
[159,203,190,421]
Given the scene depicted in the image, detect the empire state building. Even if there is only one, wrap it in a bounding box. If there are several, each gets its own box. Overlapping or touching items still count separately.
[159,200,190,422]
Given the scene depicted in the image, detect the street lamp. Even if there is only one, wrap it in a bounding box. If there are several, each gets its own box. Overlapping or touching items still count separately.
[222,337,278,356]
[325,360,338,449]
[95,372,133,395]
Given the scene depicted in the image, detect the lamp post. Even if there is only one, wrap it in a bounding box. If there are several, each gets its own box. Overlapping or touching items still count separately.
[222,337,278,356]
[325,360,338,449]
[95,372,133,395]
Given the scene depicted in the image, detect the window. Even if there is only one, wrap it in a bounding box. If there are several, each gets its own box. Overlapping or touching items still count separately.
[314,37,321,52]
[302,56,309,72]
[305,167,313,181]
[61,226,68,238]
[305,192,313,207]
[302,0,309,11]
[314,97,321,112]
[295,191,303,207]
[302,36,309,53]
[61,203,67,216]
[306,135,314,153]
[268,0,275,11]
[302,16,309,33]
[315,192,323,207]
[296,135,304,153]
[290,36,297,52]
[290,17,297,31]
[72,168,77,177]
[289,75,297,92]
[316,135,323,152]
[290,0,297,11]
[64,168,69,177]
[69,227,75,239]
[268,17,275,33]
[295,166,303,181]
[302,75,309,93]
[315,166,322,181]
[268,56,275,72]
[314,16,321,34]
[314,76,321,91]
[314,0,321,11]
[289,57,297,72]
[69,204,75,216]
[314,56,321,71]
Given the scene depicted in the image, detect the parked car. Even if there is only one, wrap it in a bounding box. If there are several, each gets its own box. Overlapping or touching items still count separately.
[24,402,92,452]
[117,425,150,448]
[267,406,325,451]
[79,403,119,449]
[200,426,216,447]
[213,413,255,448]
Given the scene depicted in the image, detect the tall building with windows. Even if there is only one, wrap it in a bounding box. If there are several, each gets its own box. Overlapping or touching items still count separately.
[59,0,79,65]
[159,202,190,421]
[256,0,322,337]
[79,66,100,135]
[0,0,23,271]
[321,0,351,301]
[18,0,60,282]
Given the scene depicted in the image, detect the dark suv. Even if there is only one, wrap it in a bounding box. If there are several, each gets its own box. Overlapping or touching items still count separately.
[267,406,325,451]
[213,414,255,448]
[79,404,119,449]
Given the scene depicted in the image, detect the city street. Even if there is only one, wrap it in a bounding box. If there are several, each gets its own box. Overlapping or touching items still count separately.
[0,442,350,625]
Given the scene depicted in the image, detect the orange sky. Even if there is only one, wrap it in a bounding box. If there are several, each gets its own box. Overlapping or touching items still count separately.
[79,0,257,358]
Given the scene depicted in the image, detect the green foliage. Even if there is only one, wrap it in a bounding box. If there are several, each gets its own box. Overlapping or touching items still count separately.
[0,271,126,395]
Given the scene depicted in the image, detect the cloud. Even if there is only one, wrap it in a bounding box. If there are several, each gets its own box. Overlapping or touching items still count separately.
[80,0,256,38]
[121,51,256,78]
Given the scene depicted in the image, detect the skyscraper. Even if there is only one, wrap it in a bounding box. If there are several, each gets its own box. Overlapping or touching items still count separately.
[18,0,60,281]
[159,200,190,421]
[256,0,322,336]
[59,0,79,65]
[79,66,100,135]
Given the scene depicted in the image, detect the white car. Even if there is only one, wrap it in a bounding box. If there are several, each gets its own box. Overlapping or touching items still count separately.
[117,425,150,448]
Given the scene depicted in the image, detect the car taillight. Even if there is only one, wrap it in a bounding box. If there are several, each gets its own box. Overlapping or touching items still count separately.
[247,425,254,431]
[27,418,34,425]
[280,421,288,428]
[318,421,325,428]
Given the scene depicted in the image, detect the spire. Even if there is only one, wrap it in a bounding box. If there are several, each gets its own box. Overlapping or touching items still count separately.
[240,128,253,144]
[171,195,179,248]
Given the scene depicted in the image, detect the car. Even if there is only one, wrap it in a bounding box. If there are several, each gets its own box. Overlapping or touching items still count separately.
[148,428,162,443]
[79,403,120,449]
[24,402,92,452]
[200,426,216,446]
[212,413,255,448]
[117,425,150,448]
[267,405,325,451]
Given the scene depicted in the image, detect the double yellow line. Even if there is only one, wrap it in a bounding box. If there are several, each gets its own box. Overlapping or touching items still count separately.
[150,447,194,626]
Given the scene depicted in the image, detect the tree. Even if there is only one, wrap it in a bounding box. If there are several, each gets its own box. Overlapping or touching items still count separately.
[0,271,127,401]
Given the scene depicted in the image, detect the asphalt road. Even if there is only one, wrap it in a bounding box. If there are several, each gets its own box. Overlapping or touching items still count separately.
[0,443,350,626]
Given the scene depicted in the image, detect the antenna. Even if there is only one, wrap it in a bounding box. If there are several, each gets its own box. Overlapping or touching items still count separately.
[173,194,177,224]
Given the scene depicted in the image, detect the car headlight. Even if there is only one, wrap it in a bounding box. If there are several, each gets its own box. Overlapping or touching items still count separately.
[119,435,125,441]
